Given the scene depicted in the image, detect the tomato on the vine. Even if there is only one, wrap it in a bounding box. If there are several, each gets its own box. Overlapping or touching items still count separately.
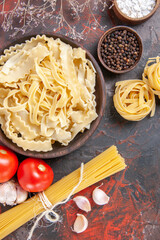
[0,145,18,183]
[17,158,54,192]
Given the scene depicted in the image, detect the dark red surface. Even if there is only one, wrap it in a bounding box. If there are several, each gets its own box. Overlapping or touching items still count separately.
[0,1,160,240]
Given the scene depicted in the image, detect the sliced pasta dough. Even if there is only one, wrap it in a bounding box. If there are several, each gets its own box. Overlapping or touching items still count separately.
[0,35,97,151]
[113,80,155,121]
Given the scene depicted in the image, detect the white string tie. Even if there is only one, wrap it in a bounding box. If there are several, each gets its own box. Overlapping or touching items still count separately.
[27,163,84,240]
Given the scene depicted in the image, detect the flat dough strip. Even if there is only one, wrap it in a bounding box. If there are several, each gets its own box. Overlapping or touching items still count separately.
[0,43,49,83]
[11,113,38,140]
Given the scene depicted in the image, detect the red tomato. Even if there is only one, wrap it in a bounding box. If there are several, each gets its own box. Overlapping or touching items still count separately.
[17,158,54,192]
[0,145,18,183]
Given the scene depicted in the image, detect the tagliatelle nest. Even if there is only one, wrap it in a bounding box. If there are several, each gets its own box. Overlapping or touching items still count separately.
[0,35,97,152]
[142,56,160,96]
[113,80,155,121]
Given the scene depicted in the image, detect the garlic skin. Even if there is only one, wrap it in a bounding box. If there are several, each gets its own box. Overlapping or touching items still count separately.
[16,183,28,204]
[72,214,88,233]
[0,181,17,206]
[92,186,110,205]
[0,180,28,206]
[73,196,91,212]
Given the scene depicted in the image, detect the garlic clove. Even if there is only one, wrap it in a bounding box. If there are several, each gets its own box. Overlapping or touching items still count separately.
[0,183,8,205]
[5,181,17,206]
[0,180,28,206]
[72,214,88,233]
[16,183,28,204]
[73,196,91,212]
[92,186,110,205]
[0,181,17,206]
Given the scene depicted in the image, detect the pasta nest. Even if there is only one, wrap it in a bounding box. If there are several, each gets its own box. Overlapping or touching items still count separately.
[0,35,97,152]
[143,56,160,96]
[113,80,155,121]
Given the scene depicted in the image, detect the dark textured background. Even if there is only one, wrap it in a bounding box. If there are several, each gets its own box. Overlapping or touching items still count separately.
[0,1,160,240]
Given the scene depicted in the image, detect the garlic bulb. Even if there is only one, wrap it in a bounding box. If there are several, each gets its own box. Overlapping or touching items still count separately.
[92,186,110,205]
[73,196,91,212]
[72,214,88,233]
[0,180,28,206]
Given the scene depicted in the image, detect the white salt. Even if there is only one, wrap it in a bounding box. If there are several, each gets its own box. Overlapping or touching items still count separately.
[116,0,156,18]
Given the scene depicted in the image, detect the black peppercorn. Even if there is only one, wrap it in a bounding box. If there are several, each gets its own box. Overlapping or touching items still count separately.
[100,29,140,71]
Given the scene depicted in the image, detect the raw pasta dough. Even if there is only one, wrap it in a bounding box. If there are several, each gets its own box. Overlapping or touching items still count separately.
[0,35,97,151]
[143,56,160,96]
[113,80,155,121]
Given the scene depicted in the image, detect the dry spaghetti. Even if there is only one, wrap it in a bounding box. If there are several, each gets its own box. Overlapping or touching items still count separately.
[0,145,126,239]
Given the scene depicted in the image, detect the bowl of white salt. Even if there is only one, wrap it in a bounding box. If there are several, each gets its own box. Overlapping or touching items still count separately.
[113,0,159,25]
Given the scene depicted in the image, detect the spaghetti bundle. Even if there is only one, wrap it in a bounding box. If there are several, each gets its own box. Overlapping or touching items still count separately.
[113,80,155,121]
[0,145,126,239]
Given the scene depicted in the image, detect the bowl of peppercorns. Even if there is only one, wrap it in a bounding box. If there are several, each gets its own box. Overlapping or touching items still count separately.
[97,26,143,74]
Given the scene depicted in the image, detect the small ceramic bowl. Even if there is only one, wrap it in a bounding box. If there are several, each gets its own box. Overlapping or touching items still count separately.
[97,26,143,74]
[0,34,106,159]
[112,0,160,25]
